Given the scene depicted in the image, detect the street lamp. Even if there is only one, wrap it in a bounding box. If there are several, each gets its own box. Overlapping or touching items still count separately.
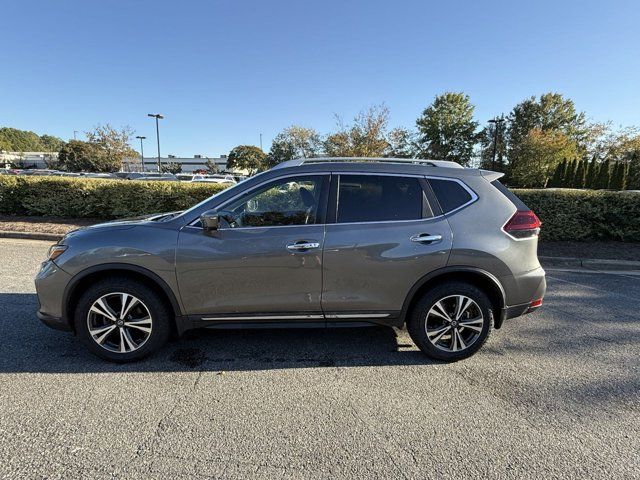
[487,115,505,171]
[147,114,164,172]
[135,136,146,172]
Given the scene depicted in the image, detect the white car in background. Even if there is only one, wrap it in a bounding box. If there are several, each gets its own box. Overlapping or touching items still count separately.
[190,174,237,184]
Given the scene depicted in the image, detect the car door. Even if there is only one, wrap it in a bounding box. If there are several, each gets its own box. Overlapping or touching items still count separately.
[176,174,329,319]
[321,173,453,319]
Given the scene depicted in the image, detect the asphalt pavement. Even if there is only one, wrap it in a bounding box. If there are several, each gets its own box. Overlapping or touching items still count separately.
[0,238,638,479]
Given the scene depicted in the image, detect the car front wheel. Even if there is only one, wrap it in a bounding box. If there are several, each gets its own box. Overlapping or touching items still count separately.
[407,281,493,361]
[74,277,171,362]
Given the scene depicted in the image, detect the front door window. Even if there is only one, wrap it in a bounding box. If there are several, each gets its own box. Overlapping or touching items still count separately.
[222,175,325,228]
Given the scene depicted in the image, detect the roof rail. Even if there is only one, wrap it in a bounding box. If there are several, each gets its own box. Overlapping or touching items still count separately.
[272,157,463,169]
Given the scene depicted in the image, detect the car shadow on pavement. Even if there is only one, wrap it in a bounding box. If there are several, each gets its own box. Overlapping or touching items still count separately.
[0,293,435,373]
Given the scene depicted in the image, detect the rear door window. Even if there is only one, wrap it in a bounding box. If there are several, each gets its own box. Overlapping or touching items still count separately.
[337,175,431,223]
[428,178,474,213]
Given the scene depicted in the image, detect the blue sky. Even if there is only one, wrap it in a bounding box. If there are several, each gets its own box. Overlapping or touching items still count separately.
[2,0,639,157]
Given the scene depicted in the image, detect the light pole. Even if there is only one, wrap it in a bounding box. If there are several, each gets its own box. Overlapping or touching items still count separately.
[488,115,505,171]
[73,130,78,140]
[135,136,146,172]
[259,133,263,151]
[147,114,164,172]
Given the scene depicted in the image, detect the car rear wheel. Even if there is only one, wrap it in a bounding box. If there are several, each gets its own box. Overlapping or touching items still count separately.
[407,281,493,361]
[74,277,171,362]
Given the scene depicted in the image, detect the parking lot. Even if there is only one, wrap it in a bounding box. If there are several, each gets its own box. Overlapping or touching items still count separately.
[0,237,638,479]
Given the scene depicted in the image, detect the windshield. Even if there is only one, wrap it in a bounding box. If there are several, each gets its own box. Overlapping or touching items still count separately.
[177,173,264,219]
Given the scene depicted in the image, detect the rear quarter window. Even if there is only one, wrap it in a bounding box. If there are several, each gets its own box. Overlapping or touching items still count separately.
[428,178,473,213]
[490,180,530,211]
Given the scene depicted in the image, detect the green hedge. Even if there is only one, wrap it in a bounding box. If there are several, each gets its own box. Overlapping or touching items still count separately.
[1,177,639,241]
[0,176,228,219]
[515,188,640,241]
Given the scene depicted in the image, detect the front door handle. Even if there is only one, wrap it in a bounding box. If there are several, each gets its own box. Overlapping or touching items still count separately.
[410,234,442,244]
[286,241,320,251]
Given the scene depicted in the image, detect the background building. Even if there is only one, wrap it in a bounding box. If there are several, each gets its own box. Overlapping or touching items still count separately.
[0,151,58,169]
[122,154,228,173]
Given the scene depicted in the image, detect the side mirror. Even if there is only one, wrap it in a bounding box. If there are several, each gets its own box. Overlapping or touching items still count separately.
[200,210,220,232]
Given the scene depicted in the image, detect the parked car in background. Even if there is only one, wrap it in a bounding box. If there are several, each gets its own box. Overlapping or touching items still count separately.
[191,174,237,184]
[132,173,179,182]
[35,157,545,363]
[80,172,119,179]
[176,173,194,182]
[19,169,61,176]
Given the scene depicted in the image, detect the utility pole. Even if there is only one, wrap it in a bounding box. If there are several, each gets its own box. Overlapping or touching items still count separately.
[135,136,146,172]
[259,133,263,151]
[487,115,505,171]
[147,114,164,172]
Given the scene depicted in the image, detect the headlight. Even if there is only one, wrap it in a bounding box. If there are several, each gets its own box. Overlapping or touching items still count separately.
[47,244,68,261]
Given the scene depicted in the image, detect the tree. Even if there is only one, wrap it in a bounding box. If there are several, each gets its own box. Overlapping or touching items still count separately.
[58,140,115,172]
[415,92,478,166]
[507,93,586,150]
[508,129,578,187]
[506,93,586,177]
[43,154,61,170]
[585,157,599,189]
[594,159,611,189]
[548,159,566,187]
[385,127,416,158]
[85,124,137,169]
[267,125,322,167]
[57,124,136,172]
[563,159,577,187]
[628,151,640,190]
[39,134,66,152]
[162,162,182,174]
[0,127,65,152]
[324,105,390,157]
[227,145,267,174]
[204,158,220,174]
[573,160,586,188]
[478,119,507,171]
[586,125,640,162]
[609,162,628,190]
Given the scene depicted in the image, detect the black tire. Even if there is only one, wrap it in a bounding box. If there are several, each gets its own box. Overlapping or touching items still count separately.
[74,277,171,362]
[407,281,493,362]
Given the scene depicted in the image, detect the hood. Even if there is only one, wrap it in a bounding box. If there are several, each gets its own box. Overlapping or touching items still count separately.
[62,211,182,241]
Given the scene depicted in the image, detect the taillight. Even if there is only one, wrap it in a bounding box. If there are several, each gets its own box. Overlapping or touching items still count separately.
[504,210,541,239]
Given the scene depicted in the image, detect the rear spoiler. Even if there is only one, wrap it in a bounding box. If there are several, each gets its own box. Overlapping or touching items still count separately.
[479,170,505,182]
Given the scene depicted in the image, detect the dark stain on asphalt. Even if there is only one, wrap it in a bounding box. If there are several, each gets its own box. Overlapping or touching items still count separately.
[170,348,207,368]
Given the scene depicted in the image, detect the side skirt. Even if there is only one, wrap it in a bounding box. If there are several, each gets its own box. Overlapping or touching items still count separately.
[175,312,402,335]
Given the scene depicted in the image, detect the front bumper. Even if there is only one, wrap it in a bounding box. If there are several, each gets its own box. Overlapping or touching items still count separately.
[37,311,72,332]
[35,260,73,332]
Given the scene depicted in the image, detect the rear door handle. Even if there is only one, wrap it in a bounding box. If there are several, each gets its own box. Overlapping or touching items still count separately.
[410,234,442,244]
[286,241,320,251]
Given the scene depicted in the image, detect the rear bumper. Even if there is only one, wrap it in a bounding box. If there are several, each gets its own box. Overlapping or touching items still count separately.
[497,267,546,328]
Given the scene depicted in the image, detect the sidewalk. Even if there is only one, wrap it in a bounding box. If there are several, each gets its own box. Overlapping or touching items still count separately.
[0,215,95,240]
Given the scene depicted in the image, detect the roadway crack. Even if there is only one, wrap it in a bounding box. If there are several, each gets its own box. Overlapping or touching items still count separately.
[120,369,205,476]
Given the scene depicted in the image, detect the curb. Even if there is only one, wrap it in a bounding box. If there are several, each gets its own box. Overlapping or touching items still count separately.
[540,255,640,272]
[0,231,63,242]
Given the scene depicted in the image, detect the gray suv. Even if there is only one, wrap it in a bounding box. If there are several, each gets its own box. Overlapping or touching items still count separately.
[35,158,546,362]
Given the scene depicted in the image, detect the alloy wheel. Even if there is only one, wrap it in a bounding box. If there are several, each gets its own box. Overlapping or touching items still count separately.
[425,295,484,352]
[86,292,153,353]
